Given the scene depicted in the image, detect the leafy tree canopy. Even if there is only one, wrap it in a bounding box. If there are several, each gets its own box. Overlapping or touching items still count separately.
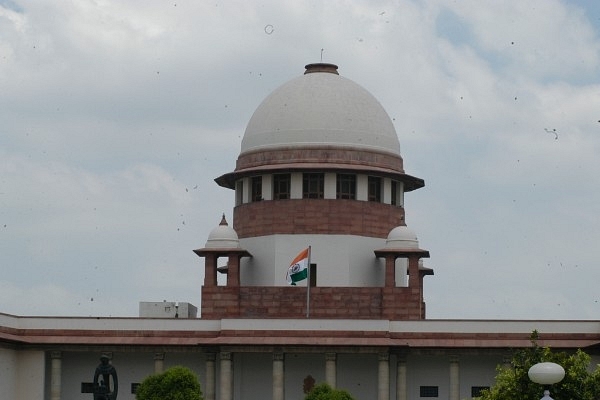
[136,366,203,400]
[479,331,600,400]
[304,382,356,400]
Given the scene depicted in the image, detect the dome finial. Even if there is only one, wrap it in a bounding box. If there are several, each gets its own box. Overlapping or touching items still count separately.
[219,213,228,226]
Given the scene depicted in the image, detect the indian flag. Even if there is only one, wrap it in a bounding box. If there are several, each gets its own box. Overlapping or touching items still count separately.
[286,248,310,285]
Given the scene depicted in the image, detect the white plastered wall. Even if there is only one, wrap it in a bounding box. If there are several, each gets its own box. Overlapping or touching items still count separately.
[240,234,386,287]
[9,349,45,399]
[0,347,18,399]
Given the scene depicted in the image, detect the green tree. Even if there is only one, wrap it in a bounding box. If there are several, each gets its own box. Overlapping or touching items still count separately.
[479,331,600,400]
[304,382,355,400]
[135,366,203,400]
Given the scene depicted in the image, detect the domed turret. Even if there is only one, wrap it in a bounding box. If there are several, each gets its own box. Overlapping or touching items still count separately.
[385,225,419,250]
[198,62,433,320]
[209,62,429,291]
[204,214,240,249]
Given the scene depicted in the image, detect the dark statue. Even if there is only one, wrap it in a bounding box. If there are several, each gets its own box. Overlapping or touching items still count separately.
[93,354,118,400]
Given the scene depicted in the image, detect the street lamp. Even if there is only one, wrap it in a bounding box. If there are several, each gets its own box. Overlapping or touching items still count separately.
[528,362,565,400]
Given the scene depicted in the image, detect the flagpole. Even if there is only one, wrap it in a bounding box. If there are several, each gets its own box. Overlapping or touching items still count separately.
[306,246,311,318]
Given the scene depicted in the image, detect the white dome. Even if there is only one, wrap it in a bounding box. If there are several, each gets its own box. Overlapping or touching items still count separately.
[385,225,419,249]
[205,215,240,249]
[241,64,400,156]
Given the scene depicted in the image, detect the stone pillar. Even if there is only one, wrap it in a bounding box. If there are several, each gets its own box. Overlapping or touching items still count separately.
[227,254,240,287]
[384,256,396,287]
[378,352,390,400]
[204,254,217,287]
[407,255,420,288]
[449,355,460,400]
[219,352,233,400]
[154,352,165,374]
[396,354,407,400]
[325,352,336,388]
[273,352,285,400]
[205,353,216,400]
[50,351,62,400]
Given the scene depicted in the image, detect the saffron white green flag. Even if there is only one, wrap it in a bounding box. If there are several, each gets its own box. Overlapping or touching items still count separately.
[286,248,310,285]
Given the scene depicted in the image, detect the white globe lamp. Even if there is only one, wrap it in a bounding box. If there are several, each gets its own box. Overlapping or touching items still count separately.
[528,362,565,400]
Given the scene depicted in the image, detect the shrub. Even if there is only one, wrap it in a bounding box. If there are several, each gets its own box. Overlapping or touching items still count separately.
[304,382,355,400]
[136,366,203,400]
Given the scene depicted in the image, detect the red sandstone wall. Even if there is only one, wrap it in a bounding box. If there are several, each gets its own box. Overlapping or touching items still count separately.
[201,286,424,320]
[234,199,405,238]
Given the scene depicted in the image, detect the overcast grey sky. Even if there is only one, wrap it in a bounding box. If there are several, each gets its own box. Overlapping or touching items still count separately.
[1,0,599,319]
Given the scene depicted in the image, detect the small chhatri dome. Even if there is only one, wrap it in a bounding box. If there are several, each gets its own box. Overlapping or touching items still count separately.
[241,62,400,156]
[385,225,419,249]
[205,214,240,249]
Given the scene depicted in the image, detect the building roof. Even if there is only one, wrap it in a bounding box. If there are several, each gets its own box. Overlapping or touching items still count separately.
[2,313,599,350]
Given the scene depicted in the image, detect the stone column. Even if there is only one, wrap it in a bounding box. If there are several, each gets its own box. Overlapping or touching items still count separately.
[396,354,407,400]
[384,256,396,287]
[325,352,337,388]
[219,352,233,400]
[407,255,420,288]
[219,351,233,400]
[449,355,460,400]
[204,254,217,287]
[205,353,216,400]
[273,352,285,400]
[154,352,165,374]
[50,351,62,400]
[227,254,240,287]
[378,352,390,400]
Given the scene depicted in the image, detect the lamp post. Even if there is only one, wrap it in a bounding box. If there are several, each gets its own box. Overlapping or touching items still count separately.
[528,362,565,400]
